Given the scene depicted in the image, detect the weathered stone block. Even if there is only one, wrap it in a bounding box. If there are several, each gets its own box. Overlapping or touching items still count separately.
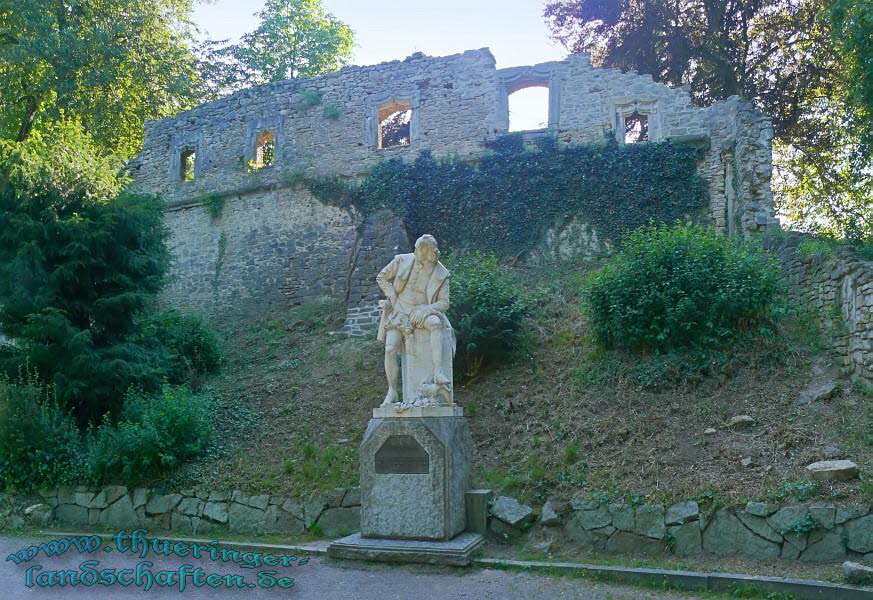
[665,501,698,525]
[464,489,492,534]
[55,504,88,526]
[145,494,181,516]
[605,531,665,557]
[800,527,846,563]
[633,504,666,539]
[668,522,702,556]
[703,509,781,560]
[736,511,782,543]
[846,514,873,553]
[228,502,266,534]
[99,496,138,528]
[202,502,228,523]
[318,507,360,536]
[360,416,472,541]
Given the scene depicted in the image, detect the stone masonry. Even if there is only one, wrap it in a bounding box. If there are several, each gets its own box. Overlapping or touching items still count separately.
[128,48,777,326]
[32,485,873,564]
[765,232,873,385]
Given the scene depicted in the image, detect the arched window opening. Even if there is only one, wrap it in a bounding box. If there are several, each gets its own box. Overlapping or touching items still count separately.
[624,111,649,143]
[378,100,412,149]
[179,147,196,182]
[508,85,549,132]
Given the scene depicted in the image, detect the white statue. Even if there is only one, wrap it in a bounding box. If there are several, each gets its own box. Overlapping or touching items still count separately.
[376,234,455,409]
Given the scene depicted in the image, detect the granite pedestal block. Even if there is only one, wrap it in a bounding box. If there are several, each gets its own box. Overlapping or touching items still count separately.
[328,531,484,566]
[360,415,472,541]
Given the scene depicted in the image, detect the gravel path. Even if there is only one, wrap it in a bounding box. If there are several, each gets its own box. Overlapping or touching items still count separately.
[1,535,701,599]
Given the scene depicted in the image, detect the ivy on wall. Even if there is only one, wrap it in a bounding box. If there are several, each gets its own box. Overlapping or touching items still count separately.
[307,134,709,256]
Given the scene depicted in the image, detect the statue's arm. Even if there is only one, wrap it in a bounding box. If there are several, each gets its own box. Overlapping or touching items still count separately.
[430,277,449,314]
[376,257,399,302]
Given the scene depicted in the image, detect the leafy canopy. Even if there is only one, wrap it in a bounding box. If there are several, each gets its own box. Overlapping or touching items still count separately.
[0,0,204,157]
[544,0,871,241]
[200,0,354,94]
[0,121,170,423]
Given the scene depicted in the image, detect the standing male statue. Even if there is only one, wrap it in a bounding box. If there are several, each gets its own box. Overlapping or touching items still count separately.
[376,234,455,409]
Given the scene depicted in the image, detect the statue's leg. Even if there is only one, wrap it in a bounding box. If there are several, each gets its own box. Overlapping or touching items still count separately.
[424,315,449,385]
[383,329,401,405]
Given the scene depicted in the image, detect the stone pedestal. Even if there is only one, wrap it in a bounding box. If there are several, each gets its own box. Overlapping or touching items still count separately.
[360,415,472,541]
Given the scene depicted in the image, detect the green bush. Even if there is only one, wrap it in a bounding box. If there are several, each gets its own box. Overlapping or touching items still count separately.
[0,375,82,491]
[0,121,170,424]
[85,385,213,485]
[582,223,780,352]
[446,253,531,375]
[136,310,221,387]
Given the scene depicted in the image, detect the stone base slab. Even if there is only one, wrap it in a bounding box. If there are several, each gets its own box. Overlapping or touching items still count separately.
[327,532,484,566]
[372,405,463,418]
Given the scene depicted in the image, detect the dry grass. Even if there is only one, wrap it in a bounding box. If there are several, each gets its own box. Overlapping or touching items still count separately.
[164,264,872,509]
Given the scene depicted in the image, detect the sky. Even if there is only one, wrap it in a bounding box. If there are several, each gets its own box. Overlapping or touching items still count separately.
[192,0,568,130]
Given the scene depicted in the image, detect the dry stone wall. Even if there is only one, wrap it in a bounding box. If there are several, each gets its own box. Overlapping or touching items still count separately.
[128,48,776,321]
[28,485,873,564]
[765,232,873,385]
[36,485,361,538]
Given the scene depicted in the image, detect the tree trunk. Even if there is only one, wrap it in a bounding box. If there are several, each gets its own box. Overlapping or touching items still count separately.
[15,96,39,142]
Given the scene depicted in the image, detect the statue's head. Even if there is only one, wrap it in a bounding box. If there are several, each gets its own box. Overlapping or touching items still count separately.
[414,234,439,265]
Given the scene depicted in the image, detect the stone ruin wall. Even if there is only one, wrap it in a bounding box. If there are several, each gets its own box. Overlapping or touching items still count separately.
[128,48,777,326]
[765,233,873,386]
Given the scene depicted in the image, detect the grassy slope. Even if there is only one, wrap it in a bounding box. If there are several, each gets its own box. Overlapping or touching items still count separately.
[165,262,873,510]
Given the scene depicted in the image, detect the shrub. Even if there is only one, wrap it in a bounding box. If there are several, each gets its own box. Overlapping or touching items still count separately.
[85,385,213,485]
[0,121,170,424]
[446,253,531,375]
[136,309,221,387]
[0,375,82,491]
[582,223,780,352]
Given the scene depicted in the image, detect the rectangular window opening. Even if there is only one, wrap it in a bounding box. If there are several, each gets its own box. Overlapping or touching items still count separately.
[254,130,276,169]
[624,112,649,144]
[180,147,196,182]
[378,101,412,149]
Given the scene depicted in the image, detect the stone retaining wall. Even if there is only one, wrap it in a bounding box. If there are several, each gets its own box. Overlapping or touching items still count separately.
[128,48,776,320]
[765,232,873,385]
[31,484,873,564]
[491,495,873,564]
[37,485,361,538]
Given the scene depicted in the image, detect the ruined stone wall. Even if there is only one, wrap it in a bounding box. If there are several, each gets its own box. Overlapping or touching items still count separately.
[765,232,873,385]
[129,48,776,319]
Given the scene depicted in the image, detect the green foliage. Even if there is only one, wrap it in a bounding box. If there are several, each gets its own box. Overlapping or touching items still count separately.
[0,375,82,491]
[582,223,780,353]
[831,0,873,156]
[201,194,226,219]
[281,439,356,494]
[85,386,213,485]
[446,253,532,375]
[772,480,819,502]
[287,297,346,332]
[797,233,873,261]
[786,513,817,535]
[201,0,353,91]
[296,89,322,110]
[0,0,204,157]
[545,0,870,245]
[134,310,222,388]
[322,102,342,120]
[308,135,707,257]
[0,122,170,424]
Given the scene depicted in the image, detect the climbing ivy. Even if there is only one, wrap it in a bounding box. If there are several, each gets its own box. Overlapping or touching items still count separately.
[307,134,708,256]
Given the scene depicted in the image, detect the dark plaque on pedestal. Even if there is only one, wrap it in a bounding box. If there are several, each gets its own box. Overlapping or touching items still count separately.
[375,435,429,474]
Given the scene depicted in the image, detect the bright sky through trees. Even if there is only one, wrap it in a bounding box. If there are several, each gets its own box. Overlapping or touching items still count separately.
[193,0,566,131]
